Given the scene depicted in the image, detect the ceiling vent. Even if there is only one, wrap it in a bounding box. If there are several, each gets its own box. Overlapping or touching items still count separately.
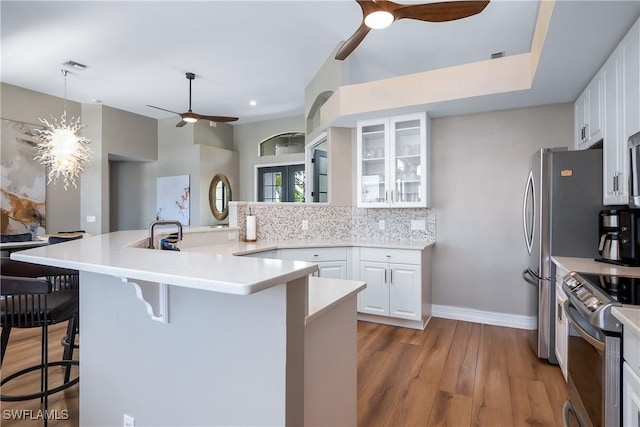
[62,60,88,71]
[490,51,505,59]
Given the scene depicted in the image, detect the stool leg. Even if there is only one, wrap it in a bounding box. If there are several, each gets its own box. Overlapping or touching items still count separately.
[63,313,78,383]
[1,326,11,368]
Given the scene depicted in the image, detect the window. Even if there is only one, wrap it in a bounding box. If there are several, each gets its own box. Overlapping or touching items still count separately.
[259,132,305,157]
[257,165,305,202]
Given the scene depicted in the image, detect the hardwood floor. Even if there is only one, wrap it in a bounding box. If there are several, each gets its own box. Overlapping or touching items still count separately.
[358,318,568,427]
[1,318,567,427]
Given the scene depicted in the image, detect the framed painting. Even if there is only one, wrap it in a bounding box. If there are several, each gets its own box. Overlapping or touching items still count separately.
[0,119,46,237]
[156,174,190,226]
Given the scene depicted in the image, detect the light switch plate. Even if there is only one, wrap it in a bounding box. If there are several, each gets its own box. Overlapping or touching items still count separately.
[123,414,135,427]
[228,232,237,241]
[411,220,426,231]
[302,220,309,230]
[86,215,96,223]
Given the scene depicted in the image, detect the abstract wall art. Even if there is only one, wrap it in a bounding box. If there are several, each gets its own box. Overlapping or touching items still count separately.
[1,119,46,236]
[156,174,190,225]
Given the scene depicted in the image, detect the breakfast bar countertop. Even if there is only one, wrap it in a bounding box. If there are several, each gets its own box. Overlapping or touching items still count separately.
[11,230,318,295]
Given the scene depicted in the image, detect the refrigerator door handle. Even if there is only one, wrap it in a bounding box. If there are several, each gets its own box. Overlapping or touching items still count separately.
[522,268,540,287]
[522,170,535,255]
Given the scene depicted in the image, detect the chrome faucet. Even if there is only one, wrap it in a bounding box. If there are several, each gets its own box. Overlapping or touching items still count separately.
[148,220,183,249]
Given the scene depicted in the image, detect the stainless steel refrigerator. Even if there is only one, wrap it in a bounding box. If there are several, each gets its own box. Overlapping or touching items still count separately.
[522,148,603,362]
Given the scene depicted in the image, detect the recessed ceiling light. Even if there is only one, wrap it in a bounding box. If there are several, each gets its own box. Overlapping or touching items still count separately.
[91,99,102,103]
[62,60,88,71]
[249,100,257,106]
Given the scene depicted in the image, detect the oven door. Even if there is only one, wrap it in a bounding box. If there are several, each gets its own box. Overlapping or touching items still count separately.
[564,301,620,427]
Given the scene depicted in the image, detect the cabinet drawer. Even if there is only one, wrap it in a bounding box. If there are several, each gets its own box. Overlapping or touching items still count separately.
[280,247,347,262]
[360,247,421,264]
[624,326,640,377]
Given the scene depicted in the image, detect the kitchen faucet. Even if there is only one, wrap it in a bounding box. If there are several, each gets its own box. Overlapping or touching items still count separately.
[148,220,183,249]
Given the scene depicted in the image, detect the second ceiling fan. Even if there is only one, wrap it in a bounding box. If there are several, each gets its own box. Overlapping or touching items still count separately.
[335,0,491,61]
[147,72,238,127]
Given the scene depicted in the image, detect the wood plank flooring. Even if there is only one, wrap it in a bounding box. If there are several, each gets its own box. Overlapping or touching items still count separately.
[1,318,567,427]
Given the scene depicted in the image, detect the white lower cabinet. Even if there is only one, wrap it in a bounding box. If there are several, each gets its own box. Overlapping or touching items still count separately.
[357,247,430,329]
[280,247,349,279]
[358,261,421,320]
[316,261,347,279]
[622,362,640,427]
[555,282,568,381]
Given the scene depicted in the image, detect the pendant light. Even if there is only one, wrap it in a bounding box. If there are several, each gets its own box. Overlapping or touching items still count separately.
[35,70,91,190]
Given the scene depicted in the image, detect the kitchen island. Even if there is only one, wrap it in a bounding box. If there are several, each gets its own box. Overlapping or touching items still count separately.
[11,230,365,426]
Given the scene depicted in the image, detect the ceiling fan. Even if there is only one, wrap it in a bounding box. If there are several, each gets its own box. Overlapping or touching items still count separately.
[147,72,238,127]
[335,0,491,61]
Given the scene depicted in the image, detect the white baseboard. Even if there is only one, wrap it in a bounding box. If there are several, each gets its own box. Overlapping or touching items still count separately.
[431,304,537,330]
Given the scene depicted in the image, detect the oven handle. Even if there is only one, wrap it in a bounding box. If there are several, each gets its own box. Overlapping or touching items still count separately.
[564,301,605,352]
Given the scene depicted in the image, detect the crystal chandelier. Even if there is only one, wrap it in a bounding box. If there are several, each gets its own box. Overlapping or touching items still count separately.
[35,70,91,190]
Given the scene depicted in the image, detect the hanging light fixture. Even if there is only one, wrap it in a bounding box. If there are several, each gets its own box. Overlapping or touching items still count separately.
[35,70,91,190]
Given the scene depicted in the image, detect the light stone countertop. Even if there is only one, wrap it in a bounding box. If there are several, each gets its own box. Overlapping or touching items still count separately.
[552,256,640,278]
[306,277,366,325]
[612,307,640,338]
[184,238,434,256]
[11,230,318,295]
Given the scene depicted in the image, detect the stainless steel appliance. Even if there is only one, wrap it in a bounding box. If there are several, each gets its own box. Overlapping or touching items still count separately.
[522,148,603,362]
[597,208,640,266]
[628,131,640,208]
[561,271,640,427]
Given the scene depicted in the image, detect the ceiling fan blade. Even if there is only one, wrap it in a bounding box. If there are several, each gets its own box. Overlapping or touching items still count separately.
[394,1,490,23]
[147,104,181,115]
[176,120,188,128]
[335,22,372,60]
[199,115,239,123]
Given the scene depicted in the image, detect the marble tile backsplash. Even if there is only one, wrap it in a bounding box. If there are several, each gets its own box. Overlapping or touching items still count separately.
[233,203,435,242]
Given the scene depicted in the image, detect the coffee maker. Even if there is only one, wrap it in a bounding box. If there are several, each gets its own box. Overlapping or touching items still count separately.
[597,208,640,266]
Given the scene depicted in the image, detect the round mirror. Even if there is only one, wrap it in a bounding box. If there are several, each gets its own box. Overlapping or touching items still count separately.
[209,174,232,221]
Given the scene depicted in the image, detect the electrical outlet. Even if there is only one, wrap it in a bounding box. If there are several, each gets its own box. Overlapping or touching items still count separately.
[301,220,309,230]
[411,220,426,231]
[228,232,237,241]
[86,215,96,223]
[123,414,135,427]
[379,220,385,230]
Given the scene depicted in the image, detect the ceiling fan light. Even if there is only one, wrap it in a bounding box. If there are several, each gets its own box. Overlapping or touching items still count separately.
[183,117,198,123]
[364,11,394,29]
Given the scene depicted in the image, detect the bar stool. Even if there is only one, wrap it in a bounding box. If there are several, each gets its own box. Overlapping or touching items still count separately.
[0,259,79,425]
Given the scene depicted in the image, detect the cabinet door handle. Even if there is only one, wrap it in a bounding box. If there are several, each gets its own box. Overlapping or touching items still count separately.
[391,190,394,203]
[584,123,589,141]
[390,269,393,284]
[384,268,387,284]
[385,190,388,202]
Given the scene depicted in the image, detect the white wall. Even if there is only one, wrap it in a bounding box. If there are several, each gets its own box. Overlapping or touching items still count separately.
[431,103,573,316]
[233,115,305,201]
[1,83,82,233]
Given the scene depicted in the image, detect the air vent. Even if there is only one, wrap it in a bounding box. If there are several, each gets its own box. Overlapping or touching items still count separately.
[62,60,88,70]
[490,51,505,59]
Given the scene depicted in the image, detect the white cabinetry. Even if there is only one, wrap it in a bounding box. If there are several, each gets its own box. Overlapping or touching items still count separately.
[280,247,348,279]
[575,72,604,150]
[622,318,640,427]
[357,113,430,208]
[601,18,640,204]
[555,282,568,381]
[356,247,431,329]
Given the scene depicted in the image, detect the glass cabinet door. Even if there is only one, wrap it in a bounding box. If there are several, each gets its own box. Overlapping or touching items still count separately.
[391,115,426,206]
[358,121,388,205]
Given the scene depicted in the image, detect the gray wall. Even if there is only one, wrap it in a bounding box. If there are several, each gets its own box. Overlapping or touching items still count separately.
[1,83,82,233]
[233,115,305,201]
[431,103,573,316]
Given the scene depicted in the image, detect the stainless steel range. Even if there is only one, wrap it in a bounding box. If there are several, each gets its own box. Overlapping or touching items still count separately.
[561,271,640,427]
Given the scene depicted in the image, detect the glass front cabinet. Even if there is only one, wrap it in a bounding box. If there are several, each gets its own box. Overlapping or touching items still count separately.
[357,112,430,208]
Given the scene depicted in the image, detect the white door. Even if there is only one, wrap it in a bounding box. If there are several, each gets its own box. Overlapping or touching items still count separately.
[317,261,347,280]
[358,261,389,316]
[388,263,420,321]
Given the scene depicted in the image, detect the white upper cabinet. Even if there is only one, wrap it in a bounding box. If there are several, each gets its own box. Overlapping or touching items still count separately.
[575,71,604,150]
[357,112,430,208]
[602,17,639,205]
